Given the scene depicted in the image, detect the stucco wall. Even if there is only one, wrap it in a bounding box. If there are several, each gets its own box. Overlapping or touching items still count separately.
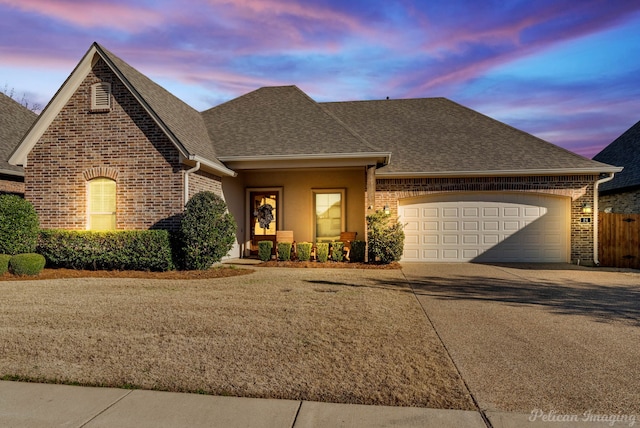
[374,175,598,264]
[234,168,366,251]
[599,188,640,214]
[25,58,185,231]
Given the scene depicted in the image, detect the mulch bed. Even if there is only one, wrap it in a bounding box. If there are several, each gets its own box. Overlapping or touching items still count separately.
[0,267,253,281]
[256,261,402,269]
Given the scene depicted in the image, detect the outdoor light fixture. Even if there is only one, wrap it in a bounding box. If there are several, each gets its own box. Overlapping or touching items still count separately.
[384,204,390,214]
[582,203,592,214]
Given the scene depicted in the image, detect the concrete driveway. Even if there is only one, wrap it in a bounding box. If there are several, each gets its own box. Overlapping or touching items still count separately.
[401,263,640,421]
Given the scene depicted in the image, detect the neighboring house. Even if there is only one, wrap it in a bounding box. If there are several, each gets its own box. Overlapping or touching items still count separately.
[593,120,640,214]
[0,92,37,195]
[9,42,621,264]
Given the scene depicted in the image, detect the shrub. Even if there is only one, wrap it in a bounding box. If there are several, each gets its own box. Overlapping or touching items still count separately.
[179,191,237,270]
[37,230,174,271]
[0,254,11,275]
[277,242,292,261]
[367,211,405,264]
[0,194,39,255]
[9,253,46,276]
[258,241,273,262]
[331,241,344,262]
[297,242,312,262]
[349,240,366,263]
[316,242,329,263]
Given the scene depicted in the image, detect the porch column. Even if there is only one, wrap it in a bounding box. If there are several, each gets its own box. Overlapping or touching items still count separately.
[367,165,376,212]
[365,165,376,262]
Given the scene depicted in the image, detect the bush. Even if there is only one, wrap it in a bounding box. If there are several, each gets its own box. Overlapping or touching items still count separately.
[0,194,39,255]
[316,242,329,263]
[331,241,344,262]
[349,240,366,263]
[9,253,46,276]
[277,242,292,261]
[258,241,273,262]
[37,230,174,271]
[367,211,405,264]
[0,254,11,275]
[179,191,237,270]
[297,242,312,262]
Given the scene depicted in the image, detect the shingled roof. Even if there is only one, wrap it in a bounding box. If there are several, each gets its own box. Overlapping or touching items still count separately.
[322,98,615,176]
[593,120,640,193]
[202,86,384,158]
[10,43,234,176]
[0,93,36,176]
[95,44,232,175]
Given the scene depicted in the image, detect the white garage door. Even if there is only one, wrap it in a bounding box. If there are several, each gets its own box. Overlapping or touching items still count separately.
[399,193,569,262]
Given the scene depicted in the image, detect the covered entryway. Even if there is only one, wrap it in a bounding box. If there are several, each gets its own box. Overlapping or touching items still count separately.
[399,193,570,262]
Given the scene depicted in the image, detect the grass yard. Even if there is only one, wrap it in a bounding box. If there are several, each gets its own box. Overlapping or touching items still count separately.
[0,268,474,410]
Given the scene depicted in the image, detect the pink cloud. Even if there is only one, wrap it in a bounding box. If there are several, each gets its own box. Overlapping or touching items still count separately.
[0,0,165,32]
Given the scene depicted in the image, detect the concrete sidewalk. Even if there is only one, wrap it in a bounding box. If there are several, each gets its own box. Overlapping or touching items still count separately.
[2,381,630,428]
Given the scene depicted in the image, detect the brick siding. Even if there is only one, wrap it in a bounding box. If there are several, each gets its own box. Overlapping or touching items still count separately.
[0,176,25,195]
[373,175,598,264]
[188,169,223,201]
[25,59,186,231]
[599,188,640,215]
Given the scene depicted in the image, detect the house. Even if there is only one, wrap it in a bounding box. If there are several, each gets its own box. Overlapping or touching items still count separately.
[593,120,640,214]
[0,92,37,195]
[8,42,621,264]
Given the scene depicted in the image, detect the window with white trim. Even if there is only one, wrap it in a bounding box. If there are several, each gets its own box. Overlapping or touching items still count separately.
[313,189,345,243]
[88,178,116,230]
[91,82,111,111]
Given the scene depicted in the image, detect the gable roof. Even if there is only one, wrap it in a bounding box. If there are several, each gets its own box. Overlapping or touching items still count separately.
[201,86,390,169]
[593,120,640,192]
[9,43,235,177]
[322,98,618,177]
[0,93,37,176]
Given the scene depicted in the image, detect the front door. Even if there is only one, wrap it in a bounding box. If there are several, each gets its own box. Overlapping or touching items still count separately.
[250,192,278,254]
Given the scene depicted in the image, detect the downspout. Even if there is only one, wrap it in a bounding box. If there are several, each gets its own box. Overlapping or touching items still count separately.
[183,161,201,207]
[593,172,616,266]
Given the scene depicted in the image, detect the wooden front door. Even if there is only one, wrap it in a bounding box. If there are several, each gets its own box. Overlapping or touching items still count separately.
[250,192,278,254]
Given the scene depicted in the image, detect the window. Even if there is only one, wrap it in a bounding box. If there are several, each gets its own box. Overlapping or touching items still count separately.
[88,178,116,230]
[91,82,111,111]
[314,190,345,242]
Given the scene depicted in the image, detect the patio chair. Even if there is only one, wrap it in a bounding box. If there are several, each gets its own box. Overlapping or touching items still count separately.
[275,230,296,260]
[340,231,357,261]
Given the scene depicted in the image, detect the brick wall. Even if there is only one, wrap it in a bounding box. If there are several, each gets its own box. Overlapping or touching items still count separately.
[0,176,25,195]
[373,175,598,264]
[188,169,223,201]
[599,189,640,215]
[25,58,185,231]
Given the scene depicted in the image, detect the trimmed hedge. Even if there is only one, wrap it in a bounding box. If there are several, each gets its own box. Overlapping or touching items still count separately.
[367,211,405,264]
[0,194,40,255]
[179,191,236,270]
[331,241,344,262]
[277,242,292,261]
[316,243,329,263]
[38,230,174,271]
[258,241,273,262]
[349,240,366,263]
[297,242,312,262]
[0,254,11,275]
[9,253,45,276]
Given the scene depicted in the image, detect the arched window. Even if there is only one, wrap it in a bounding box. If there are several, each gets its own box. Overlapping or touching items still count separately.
[88,178,116,230]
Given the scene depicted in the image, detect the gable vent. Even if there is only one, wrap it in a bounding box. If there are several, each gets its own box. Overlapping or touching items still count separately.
[91,82,111,111]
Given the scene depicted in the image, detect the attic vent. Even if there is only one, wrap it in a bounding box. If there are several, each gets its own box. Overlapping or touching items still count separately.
[91,82,111,111]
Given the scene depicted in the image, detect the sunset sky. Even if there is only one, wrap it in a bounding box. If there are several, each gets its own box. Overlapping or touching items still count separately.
[1,0,639,158]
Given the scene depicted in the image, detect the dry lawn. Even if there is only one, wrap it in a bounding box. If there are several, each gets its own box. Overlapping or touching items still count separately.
[0,268,474,409]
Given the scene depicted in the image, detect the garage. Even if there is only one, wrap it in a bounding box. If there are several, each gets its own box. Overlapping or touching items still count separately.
[399,192,570,262]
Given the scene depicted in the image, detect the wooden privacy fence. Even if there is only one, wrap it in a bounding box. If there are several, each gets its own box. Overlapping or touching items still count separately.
[598,212,640,269]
